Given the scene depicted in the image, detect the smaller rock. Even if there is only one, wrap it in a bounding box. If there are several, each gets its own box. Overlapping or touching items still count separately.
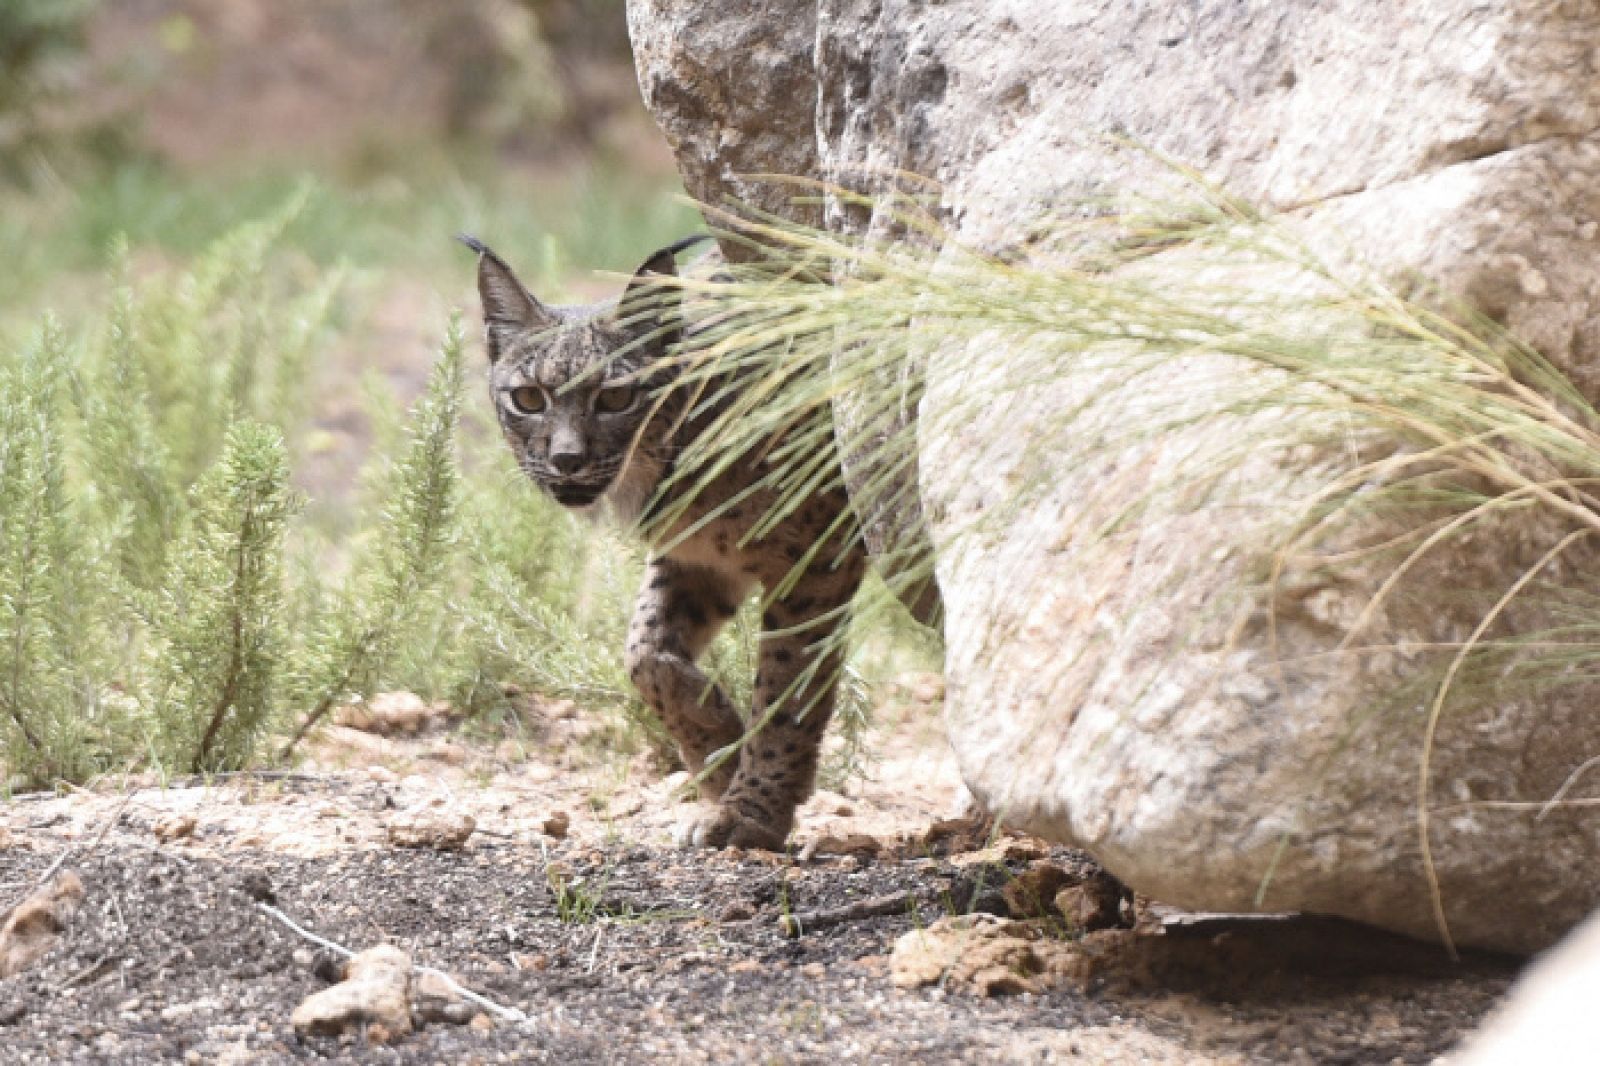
[0,1002,26,1026]
[439,1002,475,1026]
[1002,863,1076,919]
[890,914,1090,997]
[366,766,398,784]
[385,810,476,851]
[539,811,571,839]
[799,833,881,862]
[1054,871,1129,932]
[718,901,756,923]
[468,1012,494,1032]
[423,739,468,766]
[409,970,473,1027]
[290,944,413,1038]
[333,691,444,736]
[917,813,993,857]
[947,837,1049,868]
[0,870,86,978]
[311,951,345,984]
[891,914,1016,992]
[154,814,197,842]
[235,870,275,903]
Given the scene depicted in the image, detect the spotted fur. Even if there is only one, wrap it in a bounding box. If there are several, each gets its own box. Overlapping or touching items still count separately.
[463,235,866,850]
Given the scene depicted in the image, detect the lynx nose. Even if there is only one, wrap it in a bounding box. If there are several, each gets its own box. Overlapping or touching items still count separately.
[550,450,585,475]
[549,419,586,475]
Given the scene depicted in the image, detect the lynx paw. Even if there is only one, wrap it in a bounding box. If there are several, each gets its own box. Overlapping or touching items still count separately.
[673,803,789,852]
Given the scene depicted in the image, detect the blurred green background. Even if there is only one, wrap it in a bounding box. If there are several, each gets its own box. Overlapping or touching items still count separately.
[2,0,703,540]
[0,0,723,787]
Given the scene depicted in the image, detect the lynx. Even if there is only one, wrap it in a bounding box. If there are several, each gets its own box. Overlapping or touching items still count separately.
[461,234,865,850]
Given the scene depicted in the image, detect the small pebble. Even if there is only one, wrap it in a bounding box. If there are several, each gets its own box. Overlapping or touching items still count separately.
[719,901,756,923]
[236,870,275,903]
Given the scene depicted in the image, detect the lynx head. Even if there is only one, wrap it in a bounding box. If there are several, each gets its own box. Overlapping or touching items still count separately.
[461,236,693,517]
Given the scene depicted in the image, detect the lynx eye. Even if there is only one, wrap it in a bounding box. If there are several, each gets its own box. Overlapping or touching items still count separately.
[595,385,637,414]
[506,385,548,415]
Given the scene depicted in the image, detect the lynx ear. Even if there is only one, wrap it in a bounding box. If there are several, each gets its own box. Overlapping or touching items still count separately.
[458,234,552,363]
[619,235,710,310]
[620,246,680,312]
[615,241,693,349]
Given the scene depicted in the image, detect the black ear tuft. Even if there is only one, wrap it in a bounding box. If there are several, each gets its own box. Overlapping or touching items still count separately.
[635,248,679,281]
[617,236,709,341]
[623,235,711,303]
[459,235,551,362]
[622,248,678,304]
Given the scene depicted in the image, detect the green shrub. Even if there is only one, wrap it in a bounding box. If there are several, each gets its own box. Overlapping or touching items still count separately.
[0,185,887,792]
[0,319,122,786]
[151,422,297,773]
[0,198,484,788]
[279,318,466,755]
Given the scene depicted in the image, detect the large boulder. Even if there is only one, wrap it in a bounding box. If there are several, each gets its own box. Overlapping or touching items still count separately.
[627,0,823,238]
[627,0,1600,952]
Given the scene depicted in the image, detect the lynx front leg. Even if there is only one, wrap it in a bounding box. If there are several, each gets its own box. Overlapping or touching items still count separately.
[683,560,864,851]
[624,559,748,799]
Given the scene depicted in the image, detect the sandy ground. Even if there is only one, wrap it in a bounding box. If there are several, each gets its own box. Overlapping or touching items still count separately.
[0,691,1518,1065]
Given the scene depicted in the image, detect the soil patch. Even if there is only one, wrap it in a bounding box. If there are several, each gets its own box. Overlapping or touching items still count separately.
[1,751,1517,1064]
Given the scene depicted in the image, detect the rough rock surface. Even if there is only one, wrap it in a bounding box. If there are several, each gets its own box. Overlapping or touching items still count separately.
[627,0,822,241]
[385,809,477,851]
[409,970,475,1028]
[290,944,413,1039]
[890,914,1088,997]
[627,0,1600,952]
[334,690,450,736]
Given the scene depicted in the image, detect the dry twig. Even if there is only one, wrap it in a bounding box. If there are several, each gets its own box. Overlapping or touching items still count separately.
[778,890,918,937]
[255,902,528,1024]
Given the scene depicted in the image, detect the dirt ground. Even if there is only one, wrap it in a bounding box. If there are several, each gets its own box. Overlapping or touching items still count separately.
[0,695,1518,1065]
